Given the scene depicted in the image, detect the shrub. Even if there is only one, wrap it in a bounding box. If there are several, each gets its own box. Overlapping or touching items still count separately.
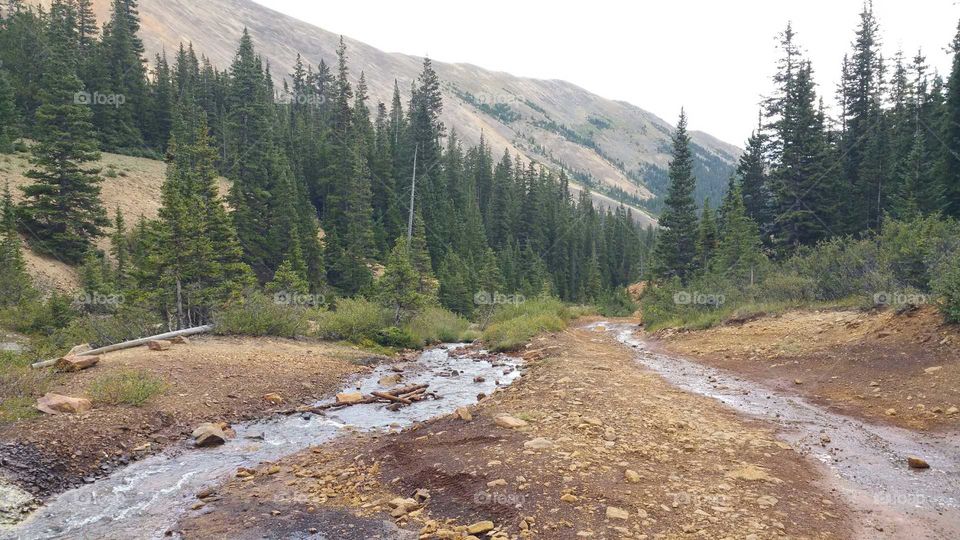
[404,307,471,345]
[753,273,818,303]
[932,252,960,323]
[313,297,390,342]
[879,216,960,290]
[59,306,164,349]
[88,369,165,406]
[0,351,52,422]
[597,289,638,317]
[481,297,576,351]
[783,237,891,301]
[213,292,310,338]
[374,326,419,348]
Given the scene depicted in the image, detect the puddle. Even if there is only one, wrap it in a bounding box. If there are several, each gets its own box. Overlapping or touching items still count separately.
[5,344,520,540]
[590,321,960,538]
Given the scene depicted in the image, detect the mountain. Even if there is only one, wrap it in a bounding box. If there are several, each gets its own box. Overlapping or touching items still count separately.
[83,0,742,226]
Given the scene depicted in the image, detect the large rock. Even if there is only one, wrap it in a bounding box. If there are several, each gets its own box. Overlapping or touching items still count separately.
[336,391,364,404]
[466,521,495,534]
[494,414,528,429]
[605,506,629,520]
[907,456,930,469]
[192,423,228,447]
[36,393,92,415]
[147,340,172,351]
[54,354,100,372]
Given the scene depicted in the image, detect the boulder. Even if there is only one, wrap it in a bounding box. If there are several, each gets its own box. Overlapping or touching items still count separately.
[147,340,172,351]
[907,456,930,469]
[54,354,100,372]
[192,423,227,447]
[35,393,92,415]
[455,407,473,421]
[336,391,364,404]
[466,521,495,535]
[494,414,528,429]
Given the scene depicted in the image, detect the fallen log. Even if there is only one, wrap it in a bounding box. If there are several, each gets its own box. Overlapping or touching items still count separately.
[372,391,412,405]
[32,325,214,369]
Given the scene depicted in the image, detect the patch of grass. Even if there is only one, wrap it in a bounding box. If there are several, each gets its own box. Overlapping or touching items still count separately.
[404,307,471,346]
[88,369,165,406]
[0,351,54,423]
[313,298,390,343]
[214,292,313,338]
[482,297,582,351]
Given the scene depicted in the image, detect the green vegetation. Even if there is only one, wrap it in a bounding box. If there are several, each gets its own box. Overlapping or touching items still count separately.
[0,351,52,423]
[213,292,314,338]
[482,297,592,351]
[88,369,165,406]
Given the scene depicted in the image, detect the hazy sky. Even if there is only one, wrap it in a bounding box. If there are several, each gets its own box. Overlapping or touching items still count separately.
[255,0,958,145]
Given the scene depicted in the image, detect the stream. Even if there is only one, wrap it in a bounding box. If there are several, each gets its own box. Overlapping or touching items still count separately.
[5,344,521,540]
[591,321,960,539]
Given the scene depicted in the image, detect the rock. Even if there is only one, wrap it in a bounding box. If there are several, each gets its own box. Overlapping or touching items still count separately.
[455,407,473,421]
[561,493,578,503]
[756,495,779,507]
[388,497,420,517]
[946,406,959,415]
[54,354,100,372]
[412,488,430,503]
[378,374,402,387]
[35,393,92,415]
[885,408,897,416]
[556,376,572,384]
[487,479,507,487]
[820,433,831,445]
[602,427,617,441]
[624,469,641,483]
[466,521,495,535]
[494,414,528,429]
[794,379,803,385]
[262,393,284,405]
[523,437,554,450]
[170,336,191,345]
[907,456,930,469]
[605,506,629,520]
[336,391,364,404]
[869,381,880,387]
[192,423,227,447]
[67,343,92,355]
[147,340,171,351]
[196,487,217,499]
[725,464,774,482]
[924,366,943,374]
[473,376,486,383]
[582,417,603,426]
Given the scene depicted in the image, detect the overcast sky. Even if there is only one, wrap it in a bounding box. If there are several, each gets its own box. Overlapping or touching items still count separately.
[255,0,958,145]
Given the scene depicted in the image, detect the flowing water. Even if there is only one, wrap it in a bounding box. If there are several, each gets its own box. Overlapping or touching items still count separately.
[590,321,960,539]
[5,345,520,540]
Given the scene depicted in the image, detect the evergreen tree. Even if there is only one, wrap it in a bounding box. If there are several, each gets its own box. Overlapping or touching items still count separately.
[95,0,149,151]
[696,198,718,272]
[20,1,108,264]
[734,124,770,233]
[110,206,131,289]
[377,237,426,324]
[0,69,18,152]
[653,110,699,281]
[942,19,960,218]
[0,183,31,306]
[713,185,765,287]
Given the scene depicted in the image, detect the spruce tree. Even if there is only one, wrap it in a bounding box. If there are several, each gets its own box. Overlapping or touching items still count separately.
[652,110,699,281]
[20,2,108,264]
[110,206,131,289]
[0,69,18,153]
[377,237,426,324]
[0,183,31,306]
[713,185,765,288]
[942,19,960,218]
[696,198,718,273]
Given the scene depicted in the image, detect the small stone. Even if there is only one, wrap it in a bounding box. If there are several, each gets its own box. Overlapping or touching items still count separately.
[561,493,578,503]
[455,407,473,421]
[494,414,528,429]
[336,391,364,404]
[147,340,171,351]
[923,366,942,374]
[466,521,495,535]
[487,479,507,487]
[885,408,897,416]
[606,506,629,520]
[907,456,930,469]
[523,437,554,450]
[192,423,227,447]
[946,406,959,415]
[262,393,283,405]
[624,469,641,483]
[794,379,803,385]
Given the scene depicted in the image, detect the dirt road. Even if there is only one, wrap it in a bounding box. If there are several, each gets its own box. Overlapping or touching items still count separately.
[178,324,855,539]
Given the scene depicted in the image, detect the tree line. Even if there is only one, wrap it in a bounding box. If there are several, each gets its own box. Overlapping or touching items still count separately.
[0,0,654,327]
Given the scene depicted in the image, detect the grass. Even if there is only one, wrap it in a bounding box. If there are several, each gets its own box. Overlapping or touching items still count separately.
[313,298,390,342]
[88,369,165,406]
[481,297,593,351]
[642,296,868,333]
[214,292,314,338]
[405,307,472,346]
[0,351,54,423]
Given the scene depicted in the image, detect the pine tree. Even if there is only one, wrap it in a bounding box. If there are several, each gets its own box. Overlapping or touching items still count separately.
[713,185,765,288]
[734,124,770,232]
[653,110,699,281]
[95,0,149,151]
[110,206,131,289]
[0,183,31,306]
[377,237,426,324]
[942,19,960,218]
[0,69,18,153]
[20,2,108,264]
[696,198,718,272]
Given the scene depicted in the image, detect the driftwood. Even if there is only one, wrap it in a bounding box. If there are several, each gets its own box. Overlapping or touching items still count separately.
[31,325,214,369]
[281,383,430,415]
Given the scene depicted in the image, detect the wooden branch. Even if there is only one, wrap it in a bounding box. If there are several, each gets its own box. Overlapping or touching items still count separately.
[372,391,412,405]
[31,325,214,369]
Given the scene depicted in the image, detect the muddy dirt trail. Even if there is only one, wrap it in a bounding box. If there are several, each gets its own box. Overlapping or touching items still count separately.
[592,321,960,540]
[3,345,521,540]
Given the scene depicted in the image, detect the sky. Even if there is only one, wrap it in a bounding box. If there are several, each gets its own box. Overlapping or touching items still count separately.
[254,0,958,145]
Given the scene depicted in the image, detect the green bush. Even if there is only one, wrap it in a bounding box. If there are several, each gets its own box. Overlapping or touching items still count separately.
[213,292,311,338]
[0,351,52,422]
[404,307,471,345]
[932,252,960,323]
[59,306,164,349]
[753,272,818,303]
[879,216,960,290]
[374,326,419,348]
[481,297,577,351]
[313,297,390,342]
[597,289,638,317]
[88,369,165,406]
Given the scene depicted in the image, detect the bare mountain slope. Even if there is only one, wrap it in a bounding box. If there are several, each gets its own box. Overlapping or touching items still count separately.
[84,0,741,225]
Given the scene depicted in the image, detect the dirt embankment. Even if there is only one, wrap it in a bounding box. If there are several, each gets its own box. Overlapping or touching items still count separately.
[0,336,374,498]
[178,325,853,539]
[652,306,960,431]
